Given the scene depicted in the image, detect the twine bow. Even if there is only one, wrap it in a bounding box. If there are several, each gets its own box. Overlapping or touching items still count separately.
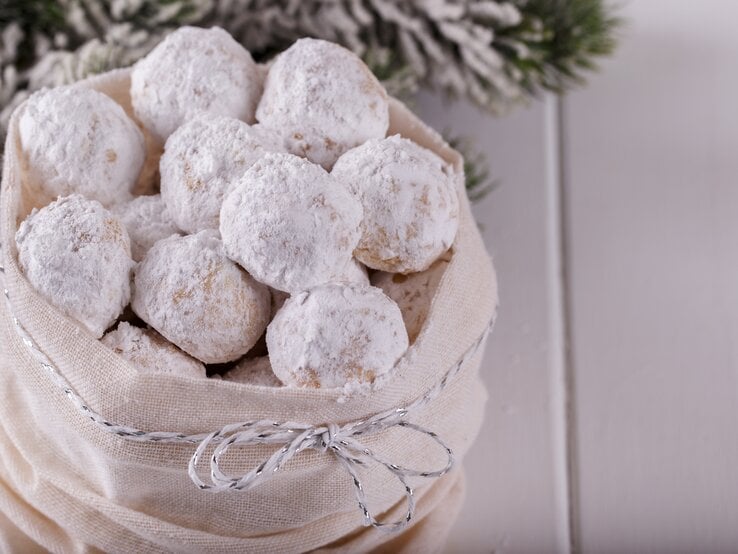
[187,412,454,531]
[0,255,491,533]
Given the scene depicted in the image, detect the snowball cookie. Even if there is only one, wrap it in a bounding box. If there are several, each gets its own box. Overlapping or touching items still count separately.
[160,116,285,233]
[132,230,270,364]
[111,194,180,261]
[102,322,206,378]
[371,254,451,344]
[332,135,459,274]
[256,38,389,169]
[16,195,134,338]
[220,153,362,293]
[267,282,408,389]
[223,356,282,387]
[18,86,145,207]
[131,26,262,142]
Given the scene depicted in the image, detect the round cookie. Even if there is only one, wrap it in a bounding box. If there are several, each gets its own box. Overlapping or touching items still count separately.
[256,38,389,169]
[111,194,180,261]
[332,135,459,273]
[266,282,408,389]
[131,230,270,364]
[131,26,262,142]
[102,322,206,378]
[222,356,282,387]
[18,86,145,207]
[160,117,285,233]
[16,194,134,338]
[220,153,362,293]
[371,254,451,344]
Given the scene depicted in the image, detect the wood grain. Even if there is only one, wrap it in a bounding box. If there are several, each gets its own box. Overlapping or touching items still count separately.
[565,1,738,551]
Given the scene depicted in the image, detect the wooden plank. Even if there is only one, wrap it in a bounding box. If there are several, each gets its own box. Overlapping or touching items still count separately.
[564,1,738,551]
[415,93,569,552]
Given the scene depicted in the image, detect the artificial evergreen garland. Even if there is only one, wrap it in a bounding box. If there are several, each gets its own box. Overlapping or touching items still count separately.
[0,0,618,196]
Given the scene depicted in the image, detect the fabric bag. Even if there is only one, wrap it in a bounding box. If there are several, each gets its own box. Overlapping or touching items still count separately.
[0,68,498,553]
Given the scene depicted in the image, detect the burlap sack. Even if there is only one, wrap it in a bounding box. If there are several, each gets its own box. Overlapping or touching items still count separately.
[0,69,498,553]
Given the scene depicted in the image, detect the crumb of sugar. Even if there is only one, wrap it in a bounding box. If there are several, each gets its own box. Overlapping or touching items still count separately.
[18,86,145,207]
[220,153,362,293]
[266,282,408,389]
[131,230,271,364]
[131,26,262,142]
[102,322,206,378]
[256,38,389,169]
[222,356,282,387]
[332,135,459,273]
[111,194,180,261]
[371,252,451,343]
[16,194,134,338]
[160,116,285,233]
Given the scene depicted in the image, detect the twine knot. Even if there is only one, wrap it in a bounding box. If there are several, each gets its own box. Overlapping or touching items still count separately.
[321,422,341,452]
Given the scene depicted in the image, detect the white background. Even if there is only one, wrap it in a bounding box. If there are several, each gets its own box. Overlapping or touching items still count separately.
[418,2,738,552]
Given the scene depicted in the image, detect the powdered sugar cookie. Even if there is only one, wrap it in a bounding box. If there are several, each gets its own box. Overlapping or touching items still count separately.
[160,117,284,233]
[222,356,282,387]
[266,282,408,389]
[256,38,389,169]
[102,322,206,378]
[18,86,145,207]
[332,135,459,273]
[132,230,270,364]
[16,194,134,338]
[220,153,362,293]
[131,26,262,142]
[370,254,451,343]
[111,194,180,261]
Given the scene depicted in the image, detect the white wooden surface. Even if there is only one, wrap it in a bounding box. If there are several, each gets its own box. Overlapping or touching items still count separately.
[566,1,738,552]
[420,1,738,551]
[416,96,569,553]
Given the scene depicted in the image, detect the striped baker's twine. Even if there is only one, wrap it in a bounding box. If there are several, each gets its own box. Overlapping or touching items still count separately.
[0,253,492,533]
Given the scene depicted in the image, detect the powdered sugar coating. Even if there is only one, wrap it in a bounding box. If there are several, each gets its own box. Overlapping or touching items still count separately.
[111,194,180,261]
[370,253,451,344]
[131,27,262,142]
[16,194,134,338]
[160,117,285,233]
[269,258,368,316]
[18,86,145,207]
[132,231,270,364]
[102,322,206,378]
[223,356,282,387]
[335,258,370,285]
[332,135,459,273]
[220,153,362,293]
[266,282,408,389]
[256,38,389,169]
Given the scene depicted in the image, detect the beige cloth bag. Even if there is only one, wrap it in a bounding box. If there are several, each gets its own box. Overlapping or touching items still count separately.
[0,69,498,553]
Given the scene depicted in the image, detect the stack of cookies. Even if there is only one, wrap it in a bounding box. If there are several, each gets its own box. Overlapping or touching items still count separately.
[15,27,460,394]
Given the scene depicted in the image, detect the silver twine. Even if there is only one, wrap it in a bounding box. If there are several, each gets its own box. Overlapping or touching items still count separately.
[0,254,491,533]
